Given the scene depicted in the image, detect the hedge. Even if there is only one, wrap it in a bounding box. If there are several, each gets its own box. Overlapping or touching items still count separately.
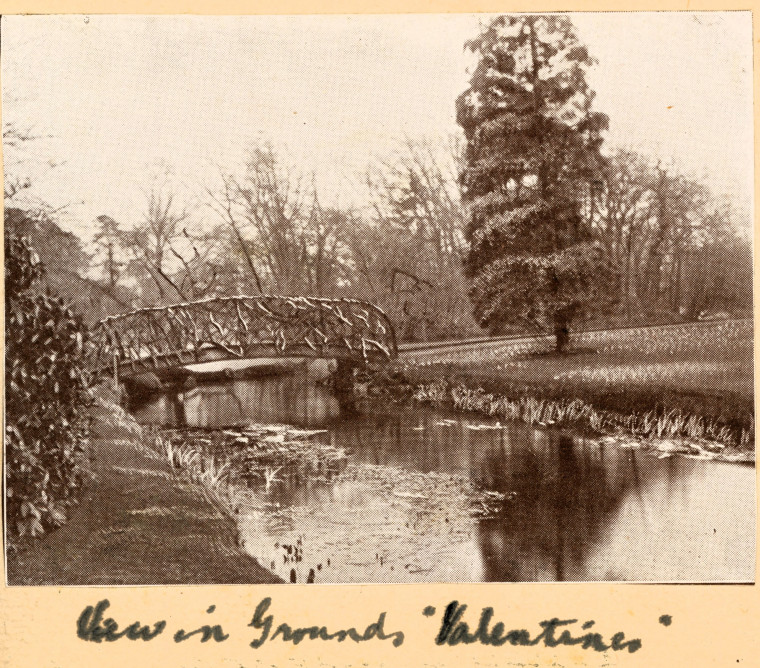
[5,228,91,538]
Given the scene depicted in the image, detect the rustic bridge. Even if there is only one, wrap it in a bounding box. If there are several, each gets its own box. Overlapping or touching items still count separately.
[89,295,397,378]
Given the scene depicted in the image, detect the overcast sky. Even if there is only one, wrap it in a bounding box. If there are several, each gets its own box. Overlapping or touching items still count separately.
[2,12,754,239]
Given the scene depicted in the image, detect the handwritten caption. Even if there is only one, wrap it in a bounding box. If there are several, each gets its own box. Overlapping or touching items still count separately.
[77,598,674,653]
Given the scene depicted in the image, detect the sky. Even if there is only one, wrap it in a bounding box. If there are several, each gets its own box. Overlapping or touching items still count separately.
[2,12,754,240]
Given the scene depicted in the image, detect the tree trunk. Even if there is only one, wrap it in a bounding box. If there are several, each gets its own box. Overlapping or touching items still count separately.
[554,310,571,354]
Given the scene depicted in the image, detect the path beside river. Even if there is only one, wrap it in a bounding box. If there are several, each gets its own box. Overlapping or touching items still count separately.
[7,396,281,586]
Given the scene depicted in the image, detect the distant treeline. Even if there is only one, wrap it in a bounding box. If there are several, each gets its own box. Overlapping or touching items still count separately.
[5,137,751,342]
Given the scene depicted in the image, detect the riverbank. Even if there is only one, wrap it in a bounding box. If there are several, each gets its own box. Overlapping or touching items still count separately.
[6,393,282,585]
[367,320,754,459]
[370,371,754,460]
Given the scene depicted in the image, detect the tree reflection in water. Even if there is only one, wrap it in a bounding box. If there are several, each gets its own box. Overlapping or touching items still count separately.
[475,431,645,582]
[333,411,648,582]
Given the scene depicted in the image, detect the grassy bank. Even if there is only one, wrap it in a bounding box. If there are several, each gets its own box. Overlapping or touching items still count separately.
[6,392,282,585]
[388,320,754,453]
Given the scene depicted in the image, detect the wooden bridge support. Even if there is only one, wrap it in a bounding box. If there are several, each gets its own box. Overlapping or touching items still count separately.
[332,359,360,412]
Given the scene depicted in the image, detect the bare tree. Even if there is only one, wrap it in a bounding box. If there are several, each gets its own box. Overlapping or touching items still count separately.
[591,149,744,322]
[115,167,226,305]
[204,167,265,294]
[204,143,350,297]
[591,149,656,318]
[119,186,190,301]
[347,135,475,341]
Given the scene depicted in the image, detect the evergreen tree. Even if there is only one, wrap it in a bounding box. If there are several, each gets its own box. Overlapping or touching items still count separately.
[457,15,612,351]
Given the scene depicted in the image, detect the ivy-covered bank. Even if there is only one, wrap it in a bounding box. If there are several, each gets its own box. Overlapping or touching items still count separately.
[5,231,91,541]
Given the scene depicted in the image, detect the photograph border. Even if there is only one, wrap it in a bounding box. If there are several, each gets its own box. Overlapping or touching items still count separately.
[1,2,758,666]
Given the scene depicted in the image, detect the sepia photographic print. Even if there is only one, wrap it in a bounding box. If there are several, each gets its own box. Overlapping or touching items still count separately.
[3,12,755,588]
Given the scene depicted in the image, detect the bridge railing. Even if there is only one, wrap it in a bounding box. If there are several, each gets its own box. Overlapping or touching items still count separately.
[88,295,398,376]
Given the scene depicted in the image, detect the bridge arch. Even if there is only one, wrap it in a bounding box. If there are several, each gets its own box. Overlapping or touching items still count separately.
[89,295,397,377]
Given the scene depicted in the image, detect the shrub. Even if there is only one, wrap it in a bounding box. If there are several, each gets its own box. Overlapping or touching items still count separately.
[5,227,91,538]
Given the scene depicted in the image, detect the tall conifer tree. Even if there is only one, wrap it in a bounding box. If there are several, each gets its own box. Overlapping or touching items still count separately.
[457,15,611,351]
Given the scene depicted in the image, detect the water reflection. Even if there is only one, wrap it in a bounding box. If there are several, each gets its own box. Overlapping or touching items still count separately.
[134,367,341,428]
[133,379,755,583]
[475,433,636,581]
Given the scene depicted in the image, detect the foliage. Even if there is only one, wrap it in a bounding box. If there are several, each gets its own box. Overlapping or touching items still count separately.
[4,206,131,324]
[4,227,43,295]
[5,223,91,539]
[5,207,89,294]
[457,15,614,349]
[412,381,751,456]
[88,138,748,343]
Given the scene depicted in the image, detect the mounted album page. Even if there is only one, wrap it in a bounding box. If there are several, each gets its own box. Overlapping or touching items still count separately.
[1,3,757,667]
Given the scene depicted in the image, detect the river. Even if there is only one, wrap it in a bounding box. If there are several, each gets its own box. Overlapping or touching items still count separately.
[132,370,755,584]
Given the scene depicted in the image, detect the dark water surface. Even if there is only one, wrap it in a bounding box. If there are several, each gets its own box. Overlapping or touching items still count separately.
[133,373,755,583]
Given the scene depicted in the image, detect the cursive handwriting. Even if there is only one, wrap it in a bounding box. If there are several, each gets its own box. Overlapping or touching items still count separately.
[248,597,404,648]
[426,601,643,653]
[76,597,663,653]
[77,600,166,642]
[174,605,229,643]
